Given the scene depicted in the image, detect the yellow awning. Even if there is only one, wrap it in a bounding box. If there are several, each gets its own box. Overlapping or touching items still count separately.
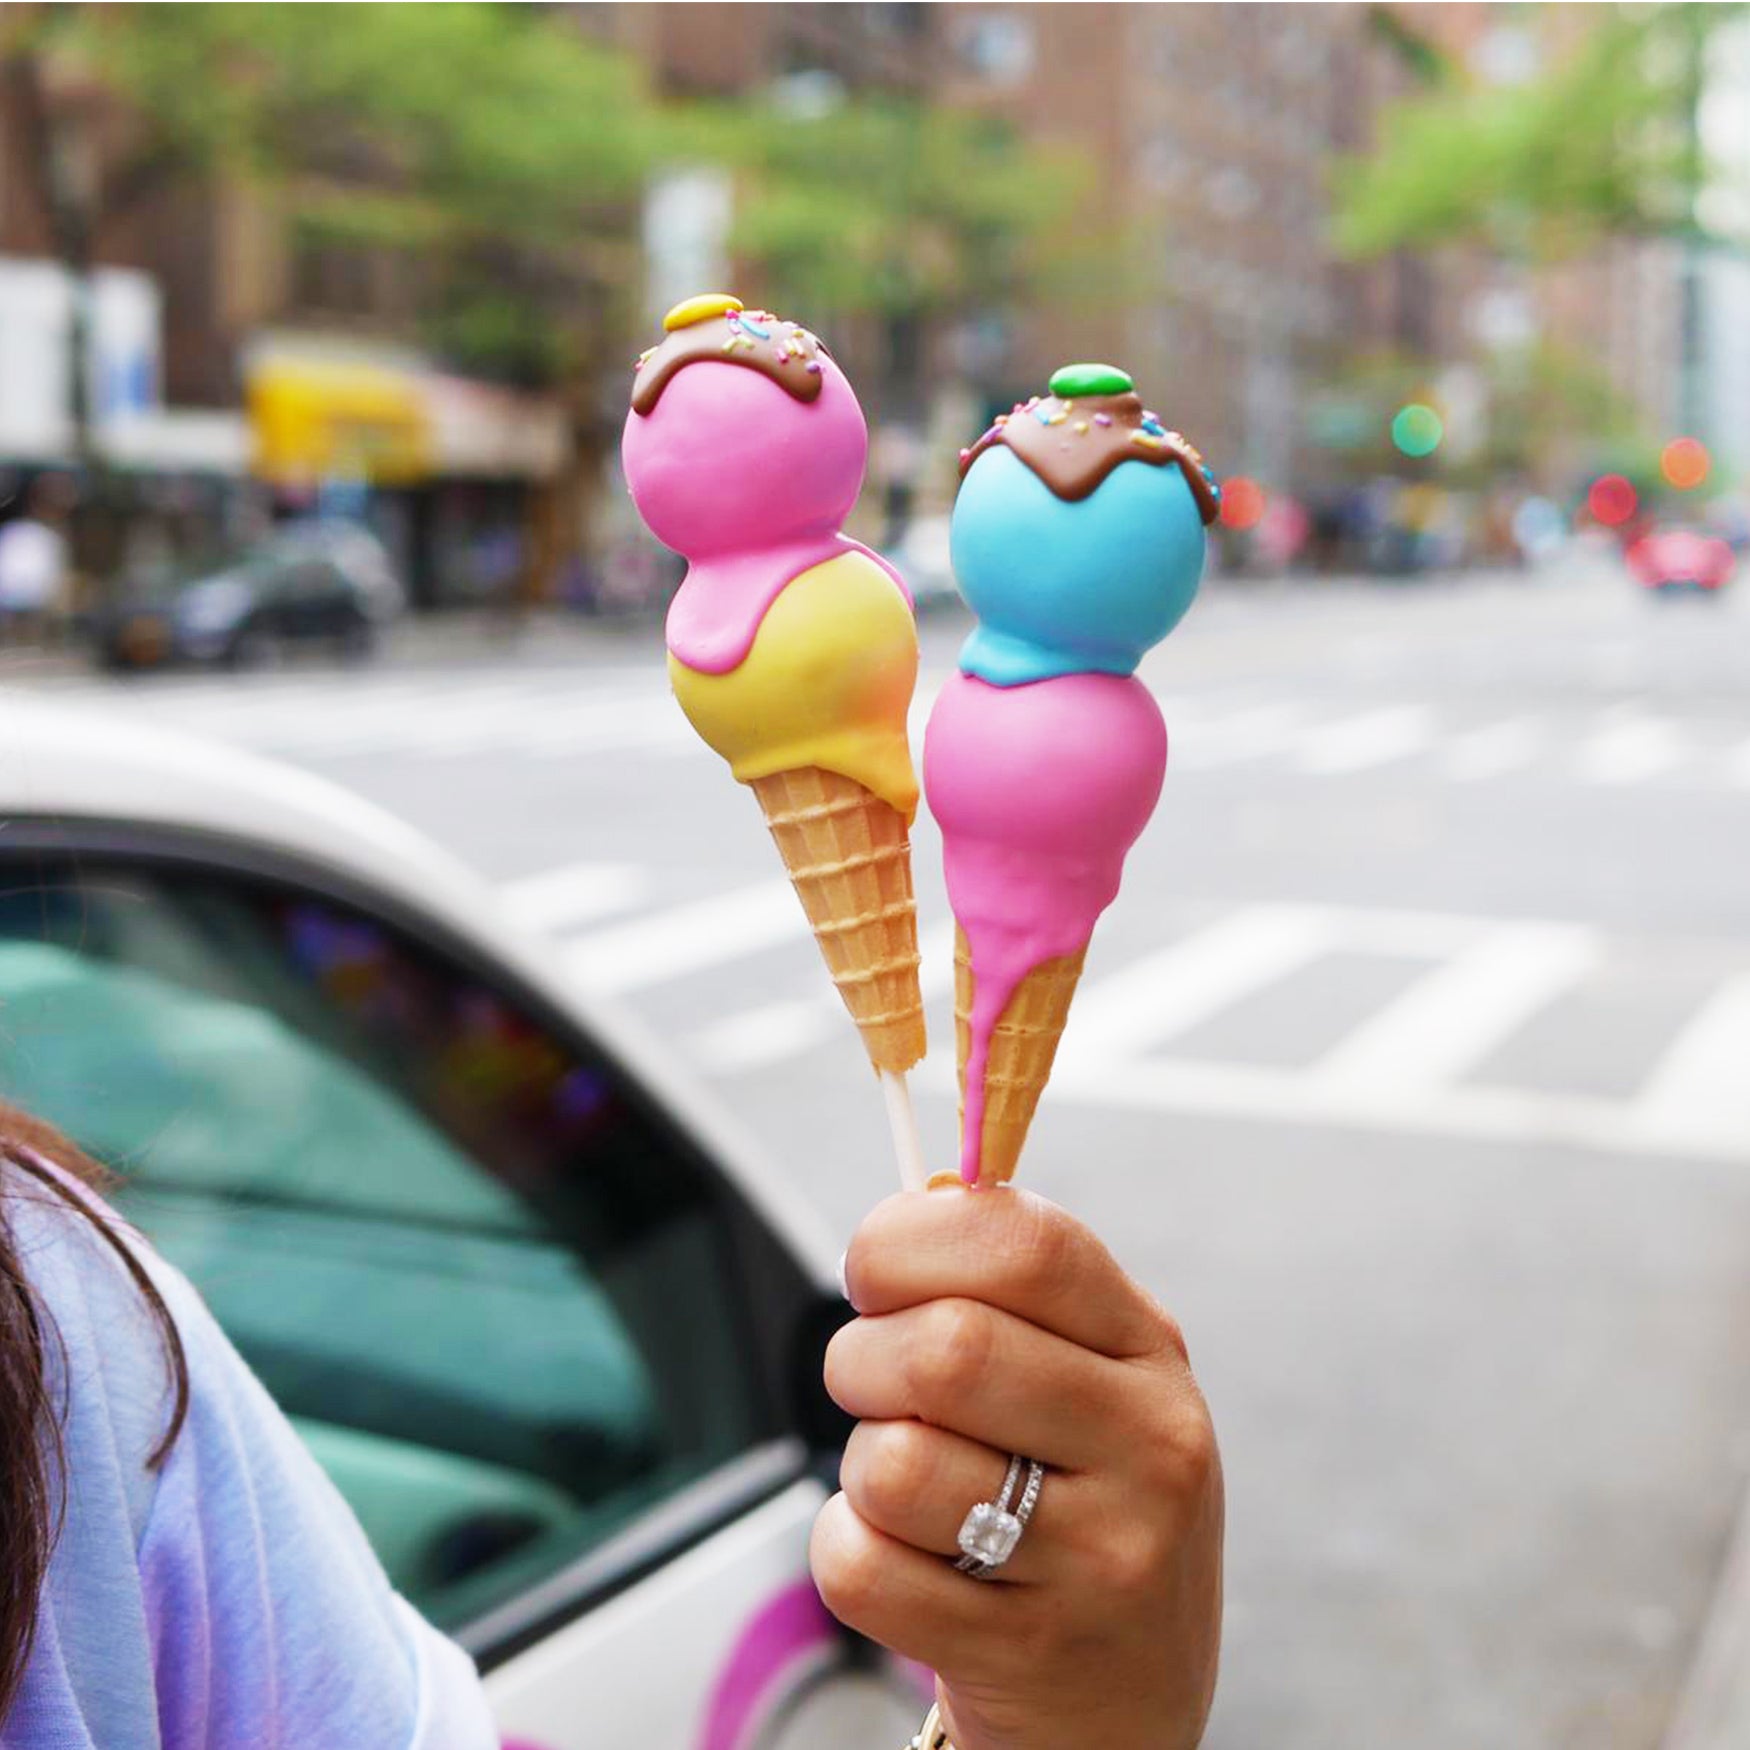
[248,358,431,488]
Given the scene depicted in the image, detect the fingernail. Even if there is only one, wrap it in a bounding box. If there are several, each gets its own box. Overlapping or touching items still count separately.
[926,1170,965,1192]
[835,1250,853,1306]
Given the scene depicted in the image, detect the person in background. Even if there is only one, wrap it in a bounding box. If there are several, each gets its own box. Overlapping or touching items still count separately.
[0,477,73,645]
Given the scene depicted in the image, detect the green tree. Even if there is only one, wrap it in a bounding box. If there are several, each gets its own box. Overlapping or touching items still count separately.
[3,3,660,394]
[707,95,1079,309]
[1334,4,1730,260]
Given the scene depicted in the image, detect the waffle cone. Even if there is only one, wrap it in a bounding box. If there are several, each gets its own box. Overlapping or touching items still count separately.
[750,767,925,1073]
[955,925,1088,1185]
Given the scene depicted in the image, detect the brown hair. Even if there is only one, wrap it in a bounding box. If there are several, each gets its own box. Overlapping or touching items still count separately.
[0,1106,189,1721]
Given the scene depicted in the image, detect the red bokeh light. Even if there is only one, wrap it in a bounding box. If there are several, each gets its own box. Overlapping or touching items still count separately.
[1219,475,1265,531]
[1587,474,1638,527]
[1660,437,1710,491]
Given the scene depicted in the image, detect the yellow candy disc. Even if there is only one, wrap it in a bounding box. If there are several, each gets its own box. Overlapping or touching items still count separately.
[663,293,744,332]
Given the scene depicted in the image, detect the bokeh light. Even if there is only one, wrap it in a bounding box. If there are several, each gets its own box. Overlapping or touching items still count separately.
[1219,475,1265,531]
[1391,403,1444,458]
[1587,474,1638,527]
[1660,436,1710,491]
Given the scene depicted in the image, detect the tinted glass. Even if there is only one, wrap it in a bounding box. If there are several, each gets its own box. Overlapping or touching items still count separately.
[0,861,769,1628]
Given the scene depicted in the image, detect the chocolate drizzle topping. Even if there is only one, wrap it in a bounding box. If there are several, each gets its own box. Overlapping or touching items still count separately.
[959,391,1220,525]
[630,308,826,417]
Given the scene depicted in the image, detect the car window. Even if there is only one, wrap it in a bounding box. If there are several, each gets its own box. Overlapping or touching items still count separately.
[0,861,771,1630]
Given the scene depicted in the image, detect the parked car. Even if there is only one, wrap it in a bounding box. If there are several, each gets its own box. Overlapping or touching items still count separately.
[1626,527,1735,596]
[95,520,406,671]
[0,698,924,1746]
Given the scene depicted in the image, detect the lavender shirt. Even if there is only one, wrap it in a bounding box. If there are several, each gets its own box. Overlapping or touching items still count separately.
[3,1164,499,1749]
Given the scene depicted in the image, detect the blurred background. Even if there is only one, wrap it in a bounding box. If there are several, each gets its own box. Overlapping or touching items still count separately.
[0,0,1746,614]
[1,3,1748,1747]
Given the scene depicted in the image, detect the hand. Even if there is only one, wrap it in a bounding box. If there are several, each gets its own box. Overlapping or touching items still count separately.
[811,1185,1223,1750]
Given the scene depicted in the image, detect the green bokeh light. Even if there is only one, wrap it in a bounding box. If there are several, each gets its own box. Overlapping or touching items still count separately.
[1391,403,1444,458]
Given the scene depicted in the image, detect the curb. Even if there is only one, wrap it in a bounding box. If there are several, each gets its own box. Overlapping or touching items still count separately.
[1661,1477,1750,1750]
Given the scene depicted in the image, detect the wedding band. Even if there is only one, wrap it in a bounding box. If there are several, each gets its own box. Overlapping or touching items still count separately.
[953,1452,1044,1578]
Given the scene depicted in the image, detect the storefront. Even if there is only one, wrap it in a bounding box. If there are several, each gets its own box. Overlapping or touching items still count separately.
[244,339,567,610]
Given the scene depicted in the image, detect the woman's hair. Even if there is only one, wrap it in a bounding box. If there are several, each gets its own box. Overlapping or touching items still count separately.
[0,1107,189,1721]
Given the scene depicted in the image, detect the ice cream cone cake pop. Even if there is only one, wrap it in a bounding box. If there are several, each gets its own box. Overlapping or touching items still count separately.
[623,294,926,1077]
[924,363,1219,1184]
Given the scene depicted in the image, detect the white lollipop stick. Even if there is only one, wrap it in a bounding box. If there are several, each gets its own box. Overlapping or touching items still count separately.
[878,1067,928,1193]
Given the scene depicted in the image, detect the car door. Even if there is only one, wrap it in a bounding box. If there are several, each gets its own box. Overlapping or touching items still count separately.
[0,831,926,1748]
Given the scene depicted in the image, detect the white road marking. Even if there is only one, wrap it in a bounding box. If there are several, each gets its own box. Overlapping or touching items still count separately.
[1442,717,1542,782]
[1577,714,1685,785]
[1295,706,1434,774]
[1629,974,1750,1157]
[498,861,645,935]
[692,917,959,1073]
[1011,1053,1750,1166]
[226,685,483,752]
[563,880,806,995]
[1726,735,1750,790]
[691,998,840,1074]
[1171,703,1305,771]
[521,698,695,757]
[1314,922,1600,1092]
[376,685,545,753]
[1056,905,1340,1068]
[486,857,1748,1164]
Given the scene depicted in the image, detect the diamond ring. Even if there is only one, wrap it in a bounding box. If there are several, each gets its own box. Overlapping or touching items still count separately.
[953,1452,1044,1579]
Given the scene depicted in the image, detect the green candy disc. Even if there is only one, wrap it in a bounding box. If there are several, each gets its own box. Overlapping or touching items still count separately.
[1048,362,1134,399]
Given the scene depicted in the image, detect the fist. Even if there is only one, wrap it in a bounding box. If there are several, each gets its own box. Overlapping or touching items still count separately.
[810,1184,1223,1750]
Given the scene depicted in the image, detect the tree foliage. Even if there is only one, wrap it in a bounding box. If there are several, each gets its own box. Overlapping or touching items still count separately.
[692,95,1085,321]
[5,4,1080,383]
[1335,4,1731,260]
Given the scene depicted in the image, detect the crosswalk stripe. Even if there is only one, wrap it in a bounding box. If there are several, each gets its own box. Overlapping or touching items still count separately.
[1727,736,1750,789]
[1314,922,1599,1093]
[374,685,541,753]
[1056,905,1340,1068]
[1629,974,1750,1156]
[521,700,694,757]
[1172,703,1305,771]
[563,880,806,995]
[145,680,440,737]
[691,998,839,1074]
[494,859,1750,1163]
[1578,714,1685,785]
[498,862,645,934]
[33,673,1750,798]
[1443,717,1542,782]
[691,917,959,1073]
[233,685,471,751]
[1024,1053,1749,1165]
[1295,706,1434,774]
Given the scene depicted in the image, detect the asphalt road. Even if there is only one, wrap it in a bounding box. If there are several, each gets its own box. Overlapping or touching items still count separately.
[29,559,1750,1749]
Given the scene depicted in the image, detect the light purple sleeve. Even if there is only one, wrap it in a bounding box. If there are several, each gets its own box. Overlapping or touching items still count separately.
[6,1165,499,1750]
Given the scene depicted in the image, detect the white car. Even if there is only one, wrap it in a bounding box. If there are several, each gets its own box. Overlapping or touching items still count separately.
[0,700,926,1747]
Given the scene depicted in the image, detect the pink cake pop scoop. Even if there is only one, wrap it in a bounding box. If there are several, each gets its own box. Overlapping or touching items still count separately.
[923,669,1167,1181]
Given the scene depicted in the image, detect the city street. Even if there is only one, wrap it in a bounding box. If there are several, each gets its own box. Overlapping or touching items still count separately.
[22,562,1750,1749]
